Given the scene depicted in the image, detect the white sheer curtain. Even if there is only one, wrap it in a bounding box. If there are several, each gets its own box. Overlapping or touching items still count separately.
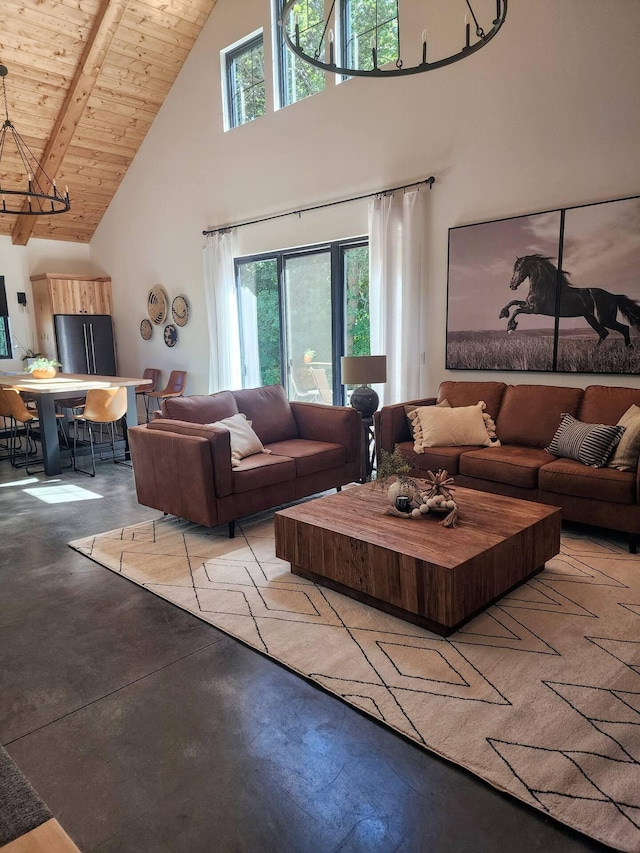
[237,279,261,388]
[203,231,242,392]
[369,187,428,407]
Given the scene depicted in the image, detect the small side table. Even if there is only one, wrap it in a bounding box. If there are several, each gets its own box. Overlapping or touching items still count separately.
[360,417,376,482]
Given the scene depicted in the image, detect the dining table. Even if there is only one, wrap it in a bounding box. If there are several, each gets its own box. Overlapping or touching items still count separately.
[0,372,151,476]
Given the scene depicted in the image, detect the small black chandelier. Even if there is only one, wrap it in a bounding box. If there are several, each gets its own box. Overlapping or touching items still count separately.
[0,65,70,215]
[281,0,507,79]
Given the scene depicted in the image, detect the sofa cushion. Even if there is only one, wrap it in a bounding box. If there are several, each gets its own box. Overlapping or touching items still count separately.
[609,405,640,471]
[546,414,625,468]
[208,412,268,468]
[266,439,346,477]
[579,385,640,424]
[437,381,506,420]
[495,385,583,448]
[163,390,239,423]
[409,403,491,450]
[459,446,555,489]
[232,453,296,494]
[539,459,636,505]
[233,384,299,445]
[398,441,482,476]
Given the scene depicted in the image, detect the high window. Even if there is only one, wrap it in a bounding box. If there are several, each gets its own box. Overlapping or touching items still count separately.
[343,0,399,72]
[275,0,325,107]
[0,277,12,359]
[225,33,266,129]
[236,239,370,405]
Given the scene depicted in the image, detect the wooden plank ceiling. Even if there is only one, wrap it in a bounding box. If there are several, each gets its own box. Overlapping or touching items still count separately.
[0,0,217,244]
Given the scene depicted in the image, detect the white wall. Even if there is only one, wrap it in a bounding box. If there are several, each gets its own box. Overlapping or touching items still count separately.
[90,0,640,397]
[0,236,92,370]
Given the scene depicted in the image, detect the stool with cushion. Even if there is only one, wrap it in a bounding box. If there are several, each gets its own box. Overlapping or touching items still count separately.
[73,387,128,477]
[0,388,13,459]
[146,370,187,417]
[135,368,161,422]
[1,389,69,473]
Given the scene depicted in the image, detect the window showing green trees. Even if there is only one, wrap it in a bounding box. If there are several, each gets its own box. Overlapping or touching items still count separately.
[344,244,370,357]
[344,0,399,72]
[0,321,9,358]
[237,259,281,387]
[278,0,325,106]
[235,240,370,403]
[226,35,266,128]
[0,277,11,359]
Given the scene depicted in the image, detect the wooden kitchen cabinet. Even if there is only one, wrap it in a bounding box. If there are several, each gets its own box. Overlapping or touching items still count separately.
[30,273,113,359]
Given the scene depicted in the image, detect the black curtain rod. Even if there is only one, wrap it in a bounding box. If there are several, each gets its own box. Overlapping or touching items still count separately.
[202,176,435,236]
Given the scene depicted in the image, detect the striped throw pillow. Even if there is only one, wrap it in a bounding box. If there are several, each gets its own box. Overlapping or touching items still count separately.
[546,413,626,468]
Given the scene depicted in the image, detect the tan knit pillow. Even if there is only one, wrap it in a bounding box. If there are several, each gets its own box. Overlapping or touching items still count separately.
[412,403,492,451]
[608,404,640,471]
[482,409,501,446]
[406,399,450,449]
[407,400,499,452]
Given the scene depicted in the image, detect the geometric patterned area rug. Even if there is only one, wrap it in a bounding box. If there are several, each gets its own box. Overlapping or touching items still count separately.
[70,514,640,852]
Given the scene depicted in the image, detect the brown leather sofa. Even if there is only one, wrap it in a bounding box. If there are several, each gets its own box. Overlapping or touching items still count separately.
[375,381,640,551]
[128,384,361,535]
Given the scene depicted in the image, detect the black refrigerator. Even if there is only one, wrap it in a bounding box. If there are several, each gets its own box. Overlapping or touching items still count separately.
[54,314,117,375]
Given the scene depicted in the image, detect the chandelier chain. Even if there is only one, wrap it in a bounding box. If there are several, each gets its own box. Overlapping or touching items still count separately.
[1,73,9,125]
[0,64,70,215]
[465,0,485,38]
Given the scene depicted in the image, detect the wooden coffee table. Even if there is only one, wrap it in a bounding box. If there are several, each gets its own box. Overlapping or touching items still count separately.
[274,484,561,636]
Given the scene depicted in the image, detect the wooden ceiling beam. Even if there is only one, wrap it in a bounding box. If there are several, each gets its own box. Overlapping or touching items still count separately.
[11,0,130,246]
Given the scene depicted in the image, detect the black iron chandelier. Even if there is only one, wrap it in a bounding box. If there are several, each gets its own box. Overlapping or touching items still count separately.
[0,65,70,215]
[281,0,507,78]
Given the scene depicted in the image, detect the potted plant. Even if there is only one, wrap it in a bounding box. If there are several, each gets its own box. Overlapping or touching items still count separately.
[303,348,316,364]
[26,357,61,379]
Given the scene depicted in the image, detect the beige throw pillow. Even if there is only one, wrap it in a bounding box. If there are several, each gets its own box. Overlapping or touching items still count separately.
[406,399,450,447]
[407,400,498,453]
[608,404,640,471]
[412,403,492,450]
[208,412,269,468]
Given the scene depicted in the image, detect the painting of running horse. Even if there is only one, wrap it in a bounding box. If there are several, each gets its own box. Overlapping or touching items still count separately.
[499,254,640,348]
[446,195,640,374]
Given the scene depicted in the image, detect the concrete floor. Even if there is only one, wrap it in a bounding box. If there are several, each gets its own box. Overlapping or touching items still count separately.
[0,459,611,852]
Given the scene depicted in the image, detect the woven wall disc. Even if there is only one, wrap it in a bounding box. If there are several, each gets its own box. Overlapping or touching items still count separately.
[140,318,152,340]
[171,295,189,327]
[147,286,168,325]
[164,324,178,347]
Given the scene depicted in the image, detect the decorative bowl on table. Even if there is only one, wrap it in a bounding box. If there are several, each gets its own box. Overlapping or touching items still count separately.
[26,358,60,379]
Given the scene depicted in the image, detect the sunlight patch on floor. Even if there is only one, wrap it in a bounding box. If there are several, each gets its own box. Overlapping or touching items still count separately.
[0,477,41,488]
[23,484,103,504]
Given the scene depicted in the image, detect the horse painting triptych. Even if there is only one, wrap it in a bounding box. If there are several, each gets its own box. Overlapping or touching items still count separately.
[500,254,640,349]
[446,195,640,374]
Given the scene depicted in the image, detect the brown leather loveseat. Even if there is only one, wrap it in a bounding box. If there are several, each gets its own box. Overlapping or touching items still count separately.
[376,381,640,552]
[128,384,360,535]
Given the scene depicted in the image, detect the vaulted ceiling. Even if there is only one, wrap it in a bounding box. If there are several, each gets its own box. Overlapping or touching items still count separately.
[0,0,217,245]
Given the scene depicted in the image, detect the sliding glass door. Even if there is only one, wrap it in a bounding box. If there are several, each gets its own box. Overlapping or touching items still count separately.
[236,238,369,404]
[283,250,333,403]
[236,258,282,388]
